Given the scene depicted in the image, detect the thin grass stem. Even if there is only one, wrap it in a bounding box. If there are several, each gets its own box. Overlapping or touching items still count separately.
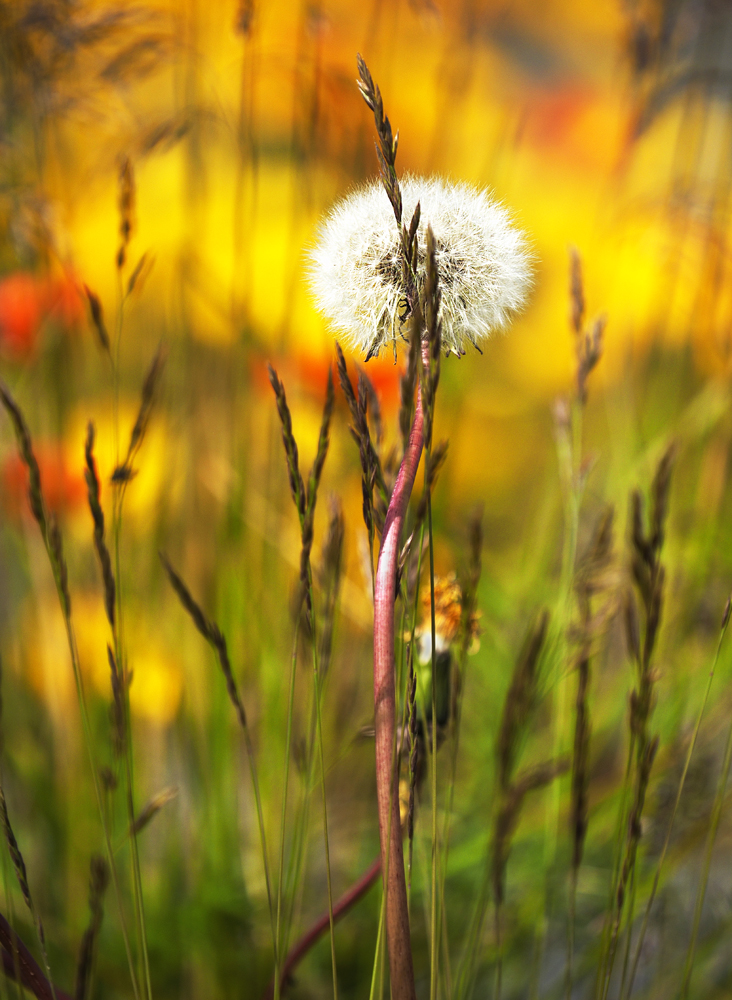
[308,601,339,1000]
[273,623,300,1000]
[427,494,439,1000]
[368,895,386,1000]
[113,484,152,1000]
[680,666,732,998]
[625,597,731,998]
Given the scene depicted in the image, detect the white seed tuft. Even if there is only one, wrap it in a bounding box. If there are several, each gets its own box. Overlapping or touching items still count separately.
[308,175,533,358]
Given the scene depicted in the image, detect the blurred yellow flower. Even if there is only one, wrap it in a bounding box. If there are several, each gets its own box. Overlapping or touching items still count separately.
[23,594,182,727]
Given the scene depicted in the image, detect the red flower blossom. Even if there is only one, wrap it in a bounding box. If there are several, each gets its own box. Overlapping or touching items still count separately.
[0,270,85,359]
[43,273,84,330]
[0,273,43,357]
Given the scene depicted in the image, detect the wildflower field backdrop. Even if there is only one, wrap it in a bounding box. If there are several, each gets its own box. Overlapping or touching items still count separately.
[2,0,732,998]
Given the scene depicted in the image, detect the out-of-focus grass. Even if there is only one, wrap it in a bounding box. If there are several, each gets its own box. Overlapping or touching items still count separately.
[2,1,732,998]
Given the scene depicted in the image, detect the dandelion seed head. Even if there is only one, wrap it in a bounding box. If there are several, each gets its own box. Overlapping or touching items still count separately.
[308,175,533,358]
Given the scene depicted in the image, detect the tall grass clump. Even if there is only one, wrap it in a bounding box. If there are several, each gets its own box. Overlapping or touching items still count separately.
[3,22,732,1000]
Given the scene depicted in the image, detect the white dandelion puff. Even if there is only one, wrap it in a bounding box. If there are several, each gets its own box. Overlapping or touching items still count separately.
[308,174,533,358]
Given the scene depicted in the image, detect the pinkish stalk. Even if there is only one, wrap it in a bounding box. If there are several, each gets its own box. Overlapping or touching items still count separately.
[373,368,424,1000]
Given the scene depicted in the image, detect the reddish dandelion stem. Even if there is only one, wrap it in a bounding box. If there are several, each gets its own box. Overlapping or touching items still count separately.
[373,356,425,1000]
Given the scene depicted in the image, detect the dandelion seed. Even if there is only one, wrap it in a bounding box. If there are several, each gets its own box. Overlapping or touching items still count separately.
[309,175,532,358]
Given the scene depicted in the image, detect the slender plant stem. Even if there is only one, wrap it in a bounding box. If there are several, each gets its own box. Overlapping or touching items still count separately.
[624,604,730,998]
[566,868,577,1000]
[618,871,637,1000]
[274,625,300,1000]
[407,521,427,902]
[680,684,732,998]
[369,895,386,1000]
[62,619,140,1000]
[266,857,381,1000]
[309,610,339,1000]
[113,487,153,1000]
[538,399,583,1000]
[373,380,423,1000]
[427,494,439,1000]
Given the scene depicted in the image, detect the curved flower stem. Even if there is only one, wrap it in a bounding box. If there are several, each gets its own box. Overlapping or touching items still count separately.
[373,368,424,1000]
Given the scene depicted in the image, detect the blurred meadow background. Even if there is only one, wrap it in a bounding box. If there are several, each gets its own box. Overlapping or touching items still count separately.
[3,0,732,998]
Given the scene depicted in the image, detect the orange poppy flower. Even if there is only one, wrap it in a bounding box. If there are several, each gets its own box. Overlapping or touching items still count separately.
[2,447,86,517]
[0,272,43,357]
[43,273,84,330]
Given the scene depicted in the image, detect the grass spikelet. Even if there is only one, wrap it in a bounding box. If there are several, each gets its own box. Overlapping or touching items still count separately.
[498,610,549,792]
[569,249,604,405]
[317,498,345,678]
[114,346,166,481]
[357,367,383,448]
[74,855,109,1000]
[130,787,178,838]
[356,53,402,228]
[300,368,335,618]
[159,554,247,731]
[126,253,153,298]
[270,363,334,620]
[0,380,47,539]
[84,424,116,628]
[335,344,387,506]
[267,364,306,523]
[107,645,125,757]
[306,368,335,519]
[117,156,135,270]
[83,286,111,354]
[48,515,70,618]
[569,246,584,335]
[335,342,387,585]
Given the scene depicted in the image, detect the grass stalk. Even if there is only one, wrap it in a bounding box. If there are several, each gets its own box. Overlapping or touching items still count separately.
[680,646,732,999]
[113,494,152,1000]
[307,592,339,1000]
[0,381,141,1000]
[159,556,276,964]
[427,494,439,1000]
[273,622,301,1000]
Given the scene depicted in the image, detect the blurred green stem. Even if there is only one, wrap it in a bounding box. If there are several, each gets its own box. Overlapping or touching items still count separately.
[427,493,439,1000]
[625,598,731,998]
[680,643,732,998]
[273,622,300,1000]
[113,484,153,1000]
